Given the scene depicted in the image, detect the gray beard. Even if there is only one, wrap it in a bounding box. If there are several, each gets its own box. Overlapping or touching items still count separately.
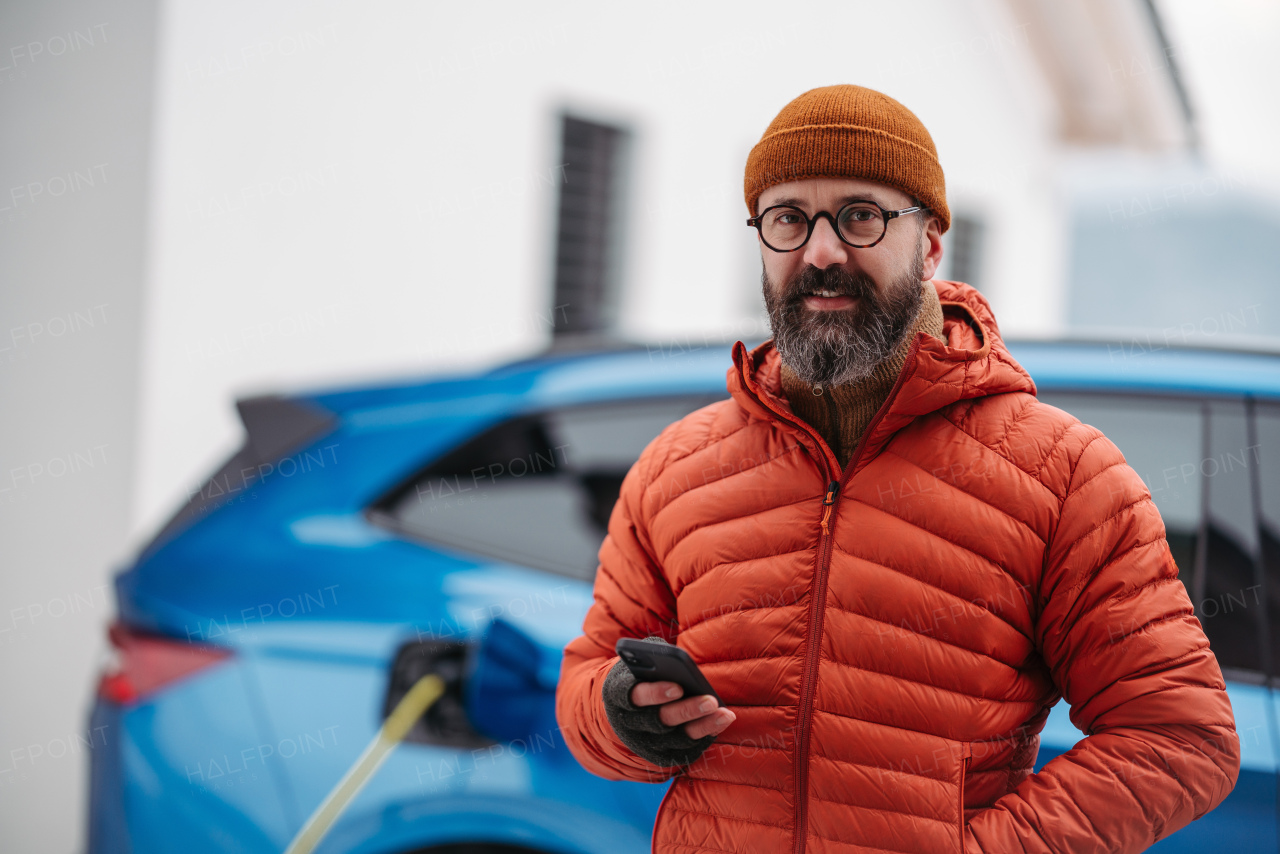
[762,244,925,386]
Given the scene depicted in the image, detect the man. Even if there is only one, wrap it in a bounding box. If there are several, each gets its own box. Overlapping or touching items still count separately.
[555,84,1238,853]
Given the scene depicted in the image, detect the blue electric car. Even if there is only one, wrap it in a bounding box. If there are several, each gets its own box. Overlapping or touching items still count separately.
[89,338,1280,853]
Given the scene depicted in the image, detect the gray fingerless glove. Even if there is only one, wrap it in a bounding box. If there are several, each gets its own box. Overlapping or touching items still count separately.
[601,635,717,768]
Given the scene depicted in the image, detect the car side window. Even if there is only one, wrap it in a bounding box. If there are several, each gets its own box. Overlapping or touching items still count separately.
[1038,393,1264,676]
[1253,402,1280,676]
[1201,400,1266,675]
[1037,393,1202,591]
[374,396,721,581]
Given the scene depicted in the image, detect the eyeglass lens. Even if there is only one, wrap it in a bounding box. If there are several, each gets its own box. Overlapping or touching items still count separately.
[760,204,884,250]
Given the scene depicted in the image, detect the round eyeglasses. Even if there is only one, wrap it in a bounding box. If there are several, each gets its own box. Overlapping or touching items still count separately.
[746,200,924,252]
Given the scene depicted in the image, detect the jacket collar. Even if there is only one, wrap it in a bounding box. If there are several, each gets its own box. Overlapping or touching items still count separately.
[727,279,1037,478]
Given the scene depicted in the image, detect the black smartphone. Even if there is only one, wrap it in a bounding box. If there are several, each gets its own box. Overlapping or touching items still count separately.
[615,638,723,707]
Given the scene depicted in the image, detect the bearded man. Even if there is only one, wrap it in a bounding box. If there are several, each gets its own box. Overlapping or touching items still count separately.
[555,85,1238,854]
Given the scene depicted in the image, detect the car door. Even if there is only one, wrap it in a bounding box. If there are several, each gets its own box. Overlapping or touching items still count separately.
[1036,391,1279,851]
[1188,398,1279,852]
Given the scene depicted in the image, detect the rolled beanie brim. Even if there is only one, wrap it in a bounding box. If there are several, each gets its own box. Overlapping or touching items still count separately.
[744,87,950,233]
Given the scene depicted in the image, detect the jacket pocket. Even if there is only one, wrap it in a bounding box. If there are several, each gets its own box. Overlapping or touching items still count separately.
[809,724,974,853]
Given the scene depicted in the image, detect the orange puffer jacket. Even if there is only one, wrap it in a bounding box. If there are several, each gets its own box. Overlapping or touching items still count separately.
[556,280,1239,854]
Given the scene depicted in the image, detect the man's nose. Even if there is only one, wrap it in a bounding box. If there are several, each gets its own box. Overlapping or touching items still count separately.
[801,215,849,269]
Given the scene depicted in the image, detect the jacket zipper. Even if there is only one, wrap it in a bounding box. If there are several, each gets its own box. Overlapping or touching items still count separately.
[791,479,839,854]
[958,743,971,852]
[739,340,923,854]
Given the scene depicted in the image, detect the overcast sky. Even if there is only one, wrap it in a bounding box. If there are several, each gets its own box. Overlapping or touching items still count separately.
[1162,0,1280,196]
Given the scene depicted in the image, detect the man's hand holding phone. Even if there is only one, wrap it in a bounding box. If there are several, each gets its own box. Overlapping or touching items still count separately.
[629,679,736,740]
[601,636,736,768]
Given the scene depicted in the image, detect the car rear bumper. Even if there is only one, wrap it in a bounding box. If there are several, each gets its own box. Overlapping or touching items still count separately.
[86,657,294,854]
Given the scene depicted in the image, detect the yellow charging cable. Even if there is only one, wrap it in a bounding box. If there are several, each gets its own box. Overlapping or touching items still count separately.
[284,674,447,854]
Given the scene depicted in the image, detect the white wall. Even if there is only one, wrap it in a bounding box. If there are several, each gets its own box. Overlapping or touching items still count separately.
[135,0,1070,541]
[0,2,158,853]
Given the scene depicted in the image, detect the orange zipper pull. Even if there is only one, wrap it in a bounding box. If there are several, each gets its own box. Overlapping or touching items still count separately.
[820,482,839,536]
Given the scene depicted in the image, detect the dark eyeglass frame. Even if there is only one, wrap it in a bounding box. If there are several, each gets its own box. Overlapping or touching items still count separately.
[746,199,924,252]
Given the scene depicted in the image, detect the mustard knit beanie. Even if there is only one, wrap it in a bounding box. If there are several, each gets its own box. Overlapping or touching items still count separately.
[744,84,950,233]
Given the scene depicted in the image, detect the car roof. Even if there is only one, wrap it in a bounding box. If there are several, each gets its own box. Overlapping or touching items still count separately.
[304,338,1280,420]
[1009,339,1280,399]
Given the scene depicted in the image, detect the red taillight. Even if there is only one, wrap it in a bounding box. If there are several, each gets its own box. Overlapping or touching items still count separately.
[97,622,232,704]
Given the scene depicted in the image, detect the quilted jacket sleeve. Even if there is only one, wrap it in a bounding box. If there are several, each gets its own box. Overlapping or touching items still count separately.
[966,424,1240,853]
[555,437,684,783]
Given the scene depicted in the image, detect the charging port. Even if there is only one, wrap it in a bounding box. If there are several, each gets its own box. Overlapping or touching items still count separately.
[382,639,495,748]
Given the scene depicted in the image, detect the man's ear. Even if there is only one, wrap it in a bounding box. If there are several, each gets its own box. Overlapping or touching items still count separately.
[919,215,945,281]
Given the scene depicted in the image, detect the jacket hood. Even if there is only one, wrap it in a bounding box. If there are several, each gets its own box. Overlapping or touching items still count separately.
[728,279,1037,476]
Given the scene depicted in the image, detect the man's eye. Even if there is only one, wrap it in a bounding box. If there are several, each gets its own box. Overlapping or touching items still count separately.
[778,214,802,224]
[844,208,877,222]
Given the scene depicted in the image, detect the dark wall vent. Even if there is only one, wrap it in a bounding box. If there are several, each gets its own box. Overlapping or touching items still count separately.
[551,114,630,339]
[946,213,985,291]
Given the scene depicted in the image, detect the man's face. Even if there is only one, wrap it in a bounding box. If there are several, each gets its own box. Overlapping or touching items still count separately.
[757,177,944,386]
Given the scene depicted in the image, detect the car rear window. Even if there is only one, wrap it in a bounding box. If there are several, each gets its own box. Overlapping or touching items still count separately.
[375,396,723,580]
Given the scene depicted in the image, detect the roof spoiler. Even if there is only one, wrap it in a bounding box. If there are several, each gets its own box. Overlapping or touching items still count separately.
[138,395,338,559]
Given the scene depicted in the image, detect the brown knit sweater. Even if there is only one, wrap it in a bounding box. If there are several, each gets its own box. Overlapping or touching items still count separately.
[780,282,945,470]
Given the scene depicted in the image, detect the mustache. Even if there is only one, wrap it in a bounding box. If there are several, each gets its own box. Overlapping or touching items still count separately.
[782,265,878,302]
